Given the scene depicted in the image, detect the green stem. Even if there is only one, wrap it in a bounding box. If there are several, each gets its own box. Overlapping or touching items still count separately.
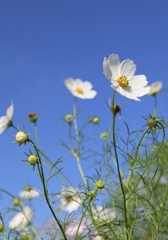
[72,98,87,186]
[34,123,74,187]
[127,122,165,200]
[28,139,67,240]
[153,95,157,117]
[111,91,128,239]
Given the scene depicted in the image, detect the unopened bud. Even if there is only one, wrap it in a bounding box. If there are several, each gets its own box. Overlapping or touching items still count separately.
[28,154,38,165]
[95,180,105,189]
[92,117,100,125]
[146,117,158,130]
[100,132,109,139]
[13,198,20,206]
[111,104,121,116]
[28,112,37,123]
[16,131,28,145]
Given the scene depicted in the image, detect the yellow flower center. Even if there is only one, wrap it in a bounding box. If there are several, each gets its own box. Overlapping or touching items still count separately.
[117,76,129,88]
[76,87,83,94]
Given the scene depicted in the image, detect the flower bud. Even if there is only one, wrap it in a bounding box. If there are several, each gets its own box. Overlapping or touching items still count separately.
[92,117,100,125]
[28,154,38,165]
[28,112,37,123]
[13,198,20,206]
[111,104,121,116]
[16,131,28,145]
[65,114,72,121]
[95,180,105,189]
[24,186,32,191]
[100,132,109,139]
[65,114,73,125]
[88,191,95,202]
[146,117,158,130]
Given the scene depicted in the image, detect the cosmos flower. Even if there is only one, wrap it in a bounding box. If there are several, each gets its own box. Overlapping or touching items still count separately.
[103,54,150,101]
[65,222,86,236]
[9,206,34,229]
[148,81,162,96]
[92,206,116,223]
[0,102,14,134]
[65,78,97,99]
[19,187,40,199]
[58,187,82,213]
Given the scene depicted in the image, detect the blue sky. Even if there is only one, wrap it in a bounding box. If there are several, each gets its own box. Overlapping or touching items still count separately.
[0,0,168,230]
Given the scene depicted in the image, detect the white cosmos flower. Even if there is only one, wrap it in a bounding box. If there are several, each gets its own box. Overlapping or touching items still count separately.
[65,78,97,99]
[19,189,40,199]
[148,81,162,96]
[103,54,150,101]
[0,102,14,134]
[9,206,34,229]
[92,206,116,223]
[58,187,82,213]
[65,222,86,236]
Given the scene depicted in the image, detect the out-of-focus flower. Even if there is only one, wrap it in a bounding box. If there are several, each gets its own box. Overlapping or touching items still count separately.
[103,54,150,101]
[100,132,109,139]
[15,131,28,145]
[28,154,38,165]
[9,206,34,229]
[58,187,82,213]
[0,103,14,134]
[28,112,38,123]
[0,223,4,232]
[65,78,97,99]
[65,222,86,236]
[19,186,40,199]
[20,231,32,240]
[90,230,103,240]
[148,81,162,96]
[92,206,116,223]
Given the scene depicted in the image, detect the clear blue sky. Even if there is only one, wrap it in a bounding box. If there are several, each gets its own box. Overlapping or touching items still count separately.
[0,0,168,229]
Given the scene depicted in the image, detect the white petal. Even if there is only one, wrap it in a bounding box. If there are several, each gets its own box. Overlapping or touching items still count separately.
[64,78,75,91]
[74,78,83,86]
[104,54,120,80]
[108,54,120,66]
[0,116,8,134]
[121,88,141,101]
[120,59,136,79]
[82,81,93,91]
[6,103,14,119]
[82,90,97,99]
[131,86,151,97]
[103,58,112,80]
[129,75,148,87]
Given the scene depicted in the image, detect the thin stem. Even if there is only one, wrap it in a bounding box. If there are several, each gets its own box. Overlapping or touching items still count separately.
[34,123,74,187]
[28,139,67,240]
[11,124,19,132]
[72,98,87,186]
[127,122,165,200]
[111,91,128,239]
[153,95,157,117]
